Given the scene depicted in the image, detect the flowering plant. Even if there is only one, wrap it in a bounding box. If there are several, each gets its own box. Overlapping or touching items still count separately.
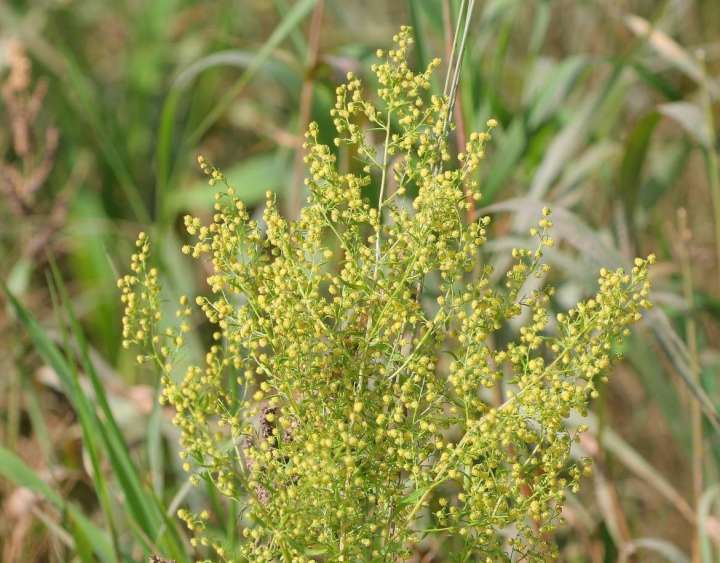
[119,27,653,562]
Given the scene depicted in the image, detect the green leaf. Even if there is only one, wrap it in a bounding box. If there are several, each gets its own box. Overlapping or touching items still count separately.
[400,486,428,506]
[165,152,291,216]
[553,141,620,198]
[50,270,189,561]
[648,308,720,432]
[5,280,122,560]
[148,399,165,497]
[407,0,428,74]
[527,56,587,129]
[632,61,681,101]
[0,445,63,506]
[639,141,691,209]
[67,193,120,360]
[70,513,97,563]
[620,538,690,563]
[156,51,299,219]
[6,258,33,296]
[528,0,550,55]
[481,117,526,201]
[155,0,315,225]
[624,13,716,94]
[521,91,599,220]
[617,111,660,220]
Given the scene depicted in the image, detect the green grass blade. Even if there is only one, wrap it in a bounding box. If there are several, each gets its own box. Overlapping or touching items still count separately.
[70,513,97,563]
[619,538,690,563]
[272,0,308,55]
[148,399,165,497]
[186,0,317,146]
[407,0,428,72]
[48,267,189,561]
[0,445,64,505]
[4,283,185,560]
[658,101,712,149]
[43,276,156,558]
[632,61,681,101]
[525,93,596,203]
[624,13,717,95]
[165,151,290,217]
[0,2,149,222]
[649,308,720,432]
[9,280,123,560]
[639,141,691,210]
[155,88,182,226]
[481,117,526,202]
[19,368,55,466]
[617,111,660,221]
[528,0,550,55]
[527,55,587,129]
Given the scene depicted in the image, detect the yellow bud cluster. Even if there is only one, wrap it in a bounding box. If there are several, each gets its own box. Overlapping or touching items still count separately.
[119,27,653,562]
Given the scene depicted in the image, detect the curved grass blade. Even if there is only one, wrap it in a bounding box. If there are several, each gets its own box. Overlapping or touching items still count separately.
[618,538,690,563]
[186,0,317,146]
[699,485,720,563]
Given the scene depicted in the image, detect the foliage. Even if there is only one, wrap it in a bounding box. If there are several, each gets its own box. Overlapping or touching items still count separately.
[119,28,653,561]
[3,1,720,561]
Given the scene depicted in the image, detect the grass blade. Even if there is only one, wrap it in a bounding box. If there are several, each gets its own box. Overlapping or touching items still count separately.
[527,55,587,129]
[7,280,123,560]
[648,308,720,432]
[699,485,720,563]
[186,0,318,146]
[48,267,189,561]
[617,111,660,221]
[618,538,690,563]
[658,102,711,148]
[0,446,115,562]
[165,152,290,216]
[4,282,187,561]
[624,13,718,96]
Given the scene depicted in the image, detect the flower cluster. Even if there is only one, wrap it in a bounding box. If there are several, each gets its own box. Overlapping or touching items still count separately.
[118,232,191,371]
[120,27,653,562]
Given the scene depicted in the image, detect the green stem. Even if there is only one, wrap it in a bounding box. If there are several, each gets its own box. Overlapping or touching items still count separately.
[374,108,392,279]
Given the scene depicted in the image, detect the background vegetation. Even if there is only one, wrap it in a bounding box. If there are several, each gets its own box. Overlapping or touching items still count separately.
[1,0,720,561]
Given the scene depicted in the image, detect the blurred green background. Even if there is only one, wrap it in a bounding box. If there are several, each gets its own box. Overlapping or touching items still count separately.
[1,0,720,561]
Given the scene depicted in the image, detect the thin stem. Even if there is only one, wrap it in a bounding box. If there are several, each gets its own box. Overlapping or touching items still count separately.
[442,0,466,97]
[443,0,475,141]
[374,108,392,279]
[443,1,472,221]
[405,300,615,525]
[677,208,703,563]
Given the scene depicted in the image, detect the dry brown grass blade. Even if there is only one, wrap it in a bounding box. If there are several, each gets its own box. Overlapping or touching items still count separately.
[623,13,718,97]
[576,421,720,544]
[591,461,632,549]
